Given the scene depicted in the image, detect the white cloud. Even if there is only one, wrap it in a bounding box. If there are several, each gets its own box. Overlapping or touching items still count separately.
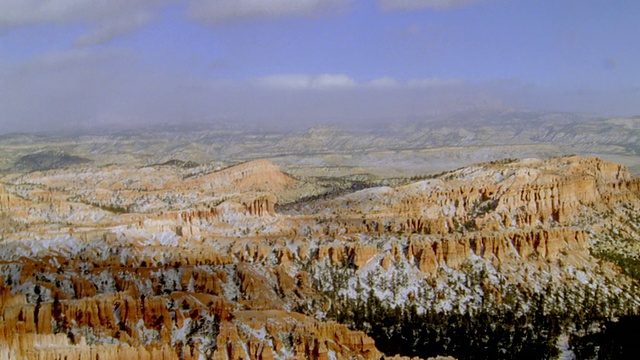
[1,53,492,133]
[0,0,168,46]
[0,0,353,28]
[2,49,636,134]
[369,76,399,88]
[0,0,87,26]
[259,74,314,89]
[313,74,357,88]
[259,74,357,89]
[378,0,483,11]
[74,13,153,48]
[258,74,469,90]
[407,77,463,87]
[0,0,351,43]
[185,0,350,23]
[0,0,166,26]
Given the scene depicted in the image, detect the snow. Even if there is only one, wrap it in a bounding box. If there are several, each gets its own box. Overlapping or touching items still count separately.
[150,232,180,247]
[574,270,591,286]
[236,321,269,341]
[135,319,160,345]
[90,270,118,294]
[327,349,338,360]
[556,334,576,360]
[171,317,192,345]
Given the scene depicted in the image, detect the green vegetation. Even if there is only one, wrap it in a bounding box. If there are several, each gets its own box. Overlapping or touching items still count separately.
[329,295,562,360]
[83,201,129,214]
[592,249,640,281]
[487,158,519,165]
[591,208,640,280]
[325,286,638,360]
[571,315,640,359]
[12,150,92,172]
[314,251,639,359]
[148,159,201,168]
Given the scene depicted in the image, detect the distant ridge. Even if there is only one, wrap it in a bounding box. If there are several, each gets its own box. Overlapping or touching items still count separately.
[12,150,92,172]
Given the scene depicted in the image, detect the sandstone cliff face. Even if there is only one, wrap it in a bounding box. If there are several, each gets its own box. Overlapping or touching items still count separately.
[212,311,381,360]
[240,193,278,217]
[299,157,640,236]
[0,184,14,211]
[403,228,588,273]
[1,156,640,359]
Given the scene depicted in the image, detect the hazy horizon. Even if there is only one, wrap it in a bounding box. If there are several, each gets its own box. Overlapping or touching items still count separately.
[1,0,639,134]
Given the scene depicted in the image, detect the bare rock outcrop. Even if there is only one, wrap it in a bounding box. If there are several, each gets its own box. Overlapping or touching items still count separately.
[404,228,588,273]
[241,193,277,216]
[214,311,381,360]
[196,160,295,194]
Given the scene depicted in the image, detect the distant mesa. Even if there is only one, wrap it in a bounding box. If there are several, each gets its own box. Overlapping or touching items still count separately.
[12,150,92,172]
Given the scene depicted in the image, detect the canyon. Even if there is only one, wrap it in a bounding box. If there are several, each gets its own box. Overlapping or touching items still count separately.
[1,119,640,358]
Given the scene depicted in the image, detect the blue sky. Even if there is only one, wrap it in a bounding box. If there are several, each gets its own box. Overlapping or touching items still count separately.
[0,0,638,133]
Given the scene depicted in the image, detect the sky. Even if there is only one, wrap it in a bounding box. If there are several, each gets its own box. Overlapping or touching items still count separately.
[0,0,639,133]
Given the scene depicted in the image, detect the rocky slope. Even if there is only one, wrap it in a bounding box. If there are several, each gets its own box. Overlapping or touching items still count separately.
[1,156,640,359]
